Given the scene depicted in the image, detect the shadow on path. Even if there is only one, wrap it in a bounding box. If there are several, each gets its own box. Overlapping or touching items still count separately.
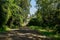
[0,27,55,40]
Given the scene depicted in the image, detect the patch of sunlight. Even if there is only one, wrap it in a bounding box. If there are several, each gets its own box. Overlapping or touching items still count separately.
[49,30,54,32]
[5,27,11,31]
[38,29,47,32]
[37,35,47,38]
[54,34,60,38]
[25,33,31,35]
[38,29,54,32]
[3,25,11,31]
[28,36,33,38]
[32,34,37,36]
[17,33,26,36]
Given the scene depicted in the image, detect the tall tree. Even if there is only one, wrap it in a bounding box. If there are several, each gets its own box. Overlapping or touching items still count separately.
[0,0,31,30]
[36,0,60,28]
[6,0,31,27]
[0,0,14,30]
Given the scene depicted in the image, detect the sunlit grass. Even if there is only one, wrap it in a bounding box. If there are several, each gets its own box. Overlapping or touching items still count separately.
[5,27,11,31]
[0,25,11,32]
[29,26,60,39]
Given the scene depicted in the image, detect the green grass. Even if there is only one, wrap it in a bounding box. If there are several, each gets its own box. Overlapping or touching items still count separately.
[0,25,11,32]
[29,26,60,39]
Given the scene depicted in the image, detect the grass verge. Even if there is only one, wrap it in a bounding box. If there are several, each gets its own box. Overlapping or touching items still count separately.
[29,26,60,40]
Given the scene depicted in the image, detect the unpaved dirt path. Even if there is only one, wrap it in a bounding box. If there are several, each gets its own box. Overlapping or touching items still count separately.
[0,27,54,40]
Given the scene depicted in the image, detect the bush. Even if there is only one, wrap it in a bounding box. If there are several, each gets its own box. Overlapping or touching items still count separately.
[28,18,41,26]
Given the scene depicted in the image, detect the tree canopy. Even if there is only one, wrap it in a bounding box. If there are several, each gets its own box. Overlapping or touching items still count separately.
[0,0,30,30]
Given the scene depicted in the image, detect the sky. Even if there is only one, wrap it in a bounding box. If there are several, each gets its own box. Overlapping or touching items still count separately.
[30,0,37,15]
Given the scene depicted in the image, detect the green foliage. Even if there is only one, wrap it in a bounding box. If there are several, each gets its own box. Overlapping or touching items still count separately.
[0,0,12,27]
[0,0,30,31]
[28,18,41,26]
[29,26,60,40]
[28,0,60,33]
[35,0,60,33]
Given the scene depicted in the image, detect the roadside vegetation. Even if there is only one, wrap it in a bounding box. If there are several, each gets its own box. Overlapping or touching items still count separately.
[0,0,60,40]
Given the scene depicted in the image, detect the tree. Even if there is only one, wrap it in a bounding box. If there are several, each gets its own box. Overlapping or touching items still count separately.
[36,0,60,30]
[0,0,13,30]
[6,0,31,28]
[0,0,31,30]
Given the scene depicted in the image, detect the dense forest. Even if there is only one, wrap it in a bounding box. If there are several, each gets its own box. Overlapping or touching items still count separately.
[0,0,30,31]
[0,0,60,40]
[28,0,60,33]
